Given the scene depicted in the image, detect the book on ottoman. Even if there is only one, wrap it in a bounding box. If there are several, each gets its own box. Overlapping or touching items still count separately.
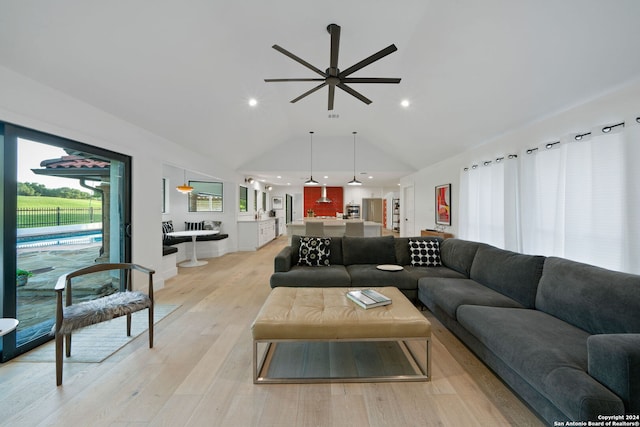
[347,289,392,309]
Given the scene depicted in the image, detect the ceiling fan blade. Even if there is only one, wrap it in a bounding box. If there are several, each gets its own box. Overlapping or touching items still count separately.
[339,44,398,78]
[272,45,326,77]
[337,83,372,105]
[265,78,326,82]
[291,81,328,103]
[328,84,335,110]
[328,24,341,74]
[342,77,401,84]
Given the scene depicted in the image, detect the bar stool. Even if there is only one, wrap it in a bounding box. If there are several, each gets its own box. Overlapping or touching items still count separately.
[305,222,325,237]
[344,221,365,237]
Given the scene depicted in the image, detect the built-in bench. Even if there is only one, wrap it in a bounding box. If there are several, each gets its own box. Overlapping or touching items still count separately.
[161,220,230,280]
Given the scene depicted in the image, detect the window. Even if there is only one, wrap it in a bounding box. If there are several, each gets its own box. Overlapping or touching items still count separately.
[188,180,223,212]
[239,185,248,212]
[262,191,267,211]
[254,189,258,211]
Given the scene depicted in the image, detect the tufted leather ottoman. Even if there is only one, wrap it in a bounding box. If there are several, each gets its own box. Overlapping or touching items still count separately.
[251,287,431,383]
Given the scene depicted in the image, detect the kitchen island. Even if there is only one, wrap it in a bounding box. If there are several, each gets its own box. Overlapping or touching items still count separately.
[286,218,381,239]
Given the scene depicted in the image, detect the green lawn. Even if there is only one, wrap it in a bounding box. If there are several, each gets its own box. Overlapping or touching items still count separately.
[18,196,101,209]
[17,196,102,228]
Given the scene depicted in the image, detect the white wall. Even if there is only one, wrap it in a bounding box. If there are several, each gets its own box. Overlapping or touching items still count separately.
[161,164,238,251]
[401,78,640,238]
[0,66,242,290]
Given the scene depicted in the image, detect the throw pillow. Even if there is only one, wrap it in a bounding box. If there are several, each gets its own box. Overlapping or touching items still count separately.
[162,220,174,241]
[185,221,204,231]
[408,239,442,267]
[203,220,221,231]
[298,236,332,267]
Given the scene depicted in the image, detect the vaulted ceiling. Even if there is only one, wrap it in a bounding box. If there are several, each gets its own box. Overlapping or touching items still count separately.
[1,0,640,187]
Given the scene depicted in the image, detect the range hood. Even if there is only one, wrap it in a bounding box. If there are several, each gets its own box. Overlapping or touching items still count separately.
[316,186,332,203]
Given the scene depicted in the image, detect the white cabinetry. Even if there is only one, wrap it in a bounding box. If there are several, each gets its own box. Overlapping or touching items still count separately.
[238,219,276,251]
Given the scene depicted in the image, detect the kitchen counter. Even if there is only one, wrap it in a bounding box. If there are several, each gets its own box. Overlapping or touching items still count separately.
[286,219,381,238]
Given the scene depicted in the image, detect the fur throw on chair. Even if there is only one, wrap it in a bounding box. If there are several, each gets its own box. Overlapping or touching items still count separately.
[54,291,152,335]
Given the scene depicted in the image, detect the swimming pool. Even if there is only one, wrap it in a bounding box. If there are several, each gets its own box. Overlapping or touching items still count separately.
[17,231,103,249]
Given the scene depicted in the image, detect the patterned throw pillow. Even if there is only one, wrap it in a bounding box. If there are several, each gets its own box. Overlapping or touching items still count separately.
[298,237,332,267]
[185,221,204,231]
[408,239,442,267]
[162,220,174,241]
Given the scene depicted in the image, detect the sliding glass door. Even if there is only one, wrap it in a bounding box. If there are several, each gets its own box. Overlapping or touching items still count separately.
[1,123,131,361]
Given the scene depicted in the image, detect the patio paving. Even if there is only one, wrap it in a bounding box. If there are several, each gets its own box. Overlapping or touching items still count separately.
[16,243,117,332]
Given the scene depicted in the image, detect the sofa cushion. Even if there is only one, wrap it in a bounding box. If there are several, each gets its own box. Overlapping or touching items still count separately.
[588,334,640,414]
[457,305,625,420]
[439,238,485,277]
[298,237,332,267]
[418,277,524,319]
[404,265,467,282]
[469,246,545,308]
[270,265,351,288]
[291,235,344,266]
[408,239,442,266]
[536,257,640,334]
[342,235,396,265]
[346,265,416,290]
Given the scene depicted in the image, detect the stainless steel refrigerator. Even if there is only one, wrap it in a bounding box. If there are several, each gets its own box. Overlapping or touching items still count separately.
[362,198,383,223]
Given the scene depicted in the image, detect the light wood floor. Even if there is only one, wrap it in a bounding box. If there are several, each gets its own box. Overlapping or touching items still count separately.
[0,235,544,426]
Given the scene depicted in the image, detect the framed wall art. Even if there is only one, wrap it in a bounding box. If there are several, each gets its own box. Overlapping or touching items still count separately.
[435,184,451,226]
[272,196,283,210]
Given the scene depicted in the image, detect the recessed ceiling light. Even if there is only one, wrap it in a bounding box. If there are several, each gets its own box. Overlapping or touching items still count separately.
[277,176,282,179]
[401,99,410,108]
[324,175,329,179]
[368,176,373,179]
[248,98,258,107]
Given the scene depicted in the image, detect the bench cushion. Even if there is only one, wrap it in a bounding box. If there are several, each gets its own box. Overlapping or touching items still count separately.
[162,245,178,256]
[195,233,229,241]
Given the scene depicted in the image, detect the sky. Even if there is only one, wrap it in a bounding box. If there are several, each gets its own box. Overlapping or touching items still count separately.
[17,138,95,193]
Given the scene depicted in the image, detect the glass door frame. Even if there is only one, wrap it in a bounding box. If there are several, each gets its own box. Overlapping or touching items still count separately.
[1,122,132,361]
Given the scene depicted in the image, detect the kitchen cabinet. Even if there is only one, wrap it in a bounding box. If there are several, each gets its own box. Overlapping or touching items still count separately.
[238,219,276,251]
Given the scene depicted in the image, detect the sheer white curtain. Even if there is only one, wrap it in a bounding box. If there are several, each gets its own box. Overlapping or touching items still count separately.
[520,122,640,273]
[459,158,520,250]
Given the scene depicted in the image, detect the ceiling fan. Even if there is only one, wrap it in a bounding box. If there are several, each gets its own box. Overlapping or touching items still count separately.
[265,23,401,110]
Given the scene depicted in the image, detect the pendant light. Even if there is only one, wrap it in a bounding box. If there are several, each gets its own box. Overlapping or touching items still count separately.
[176,169,194,194]
[348,131,362,186]
[305,131,319,185]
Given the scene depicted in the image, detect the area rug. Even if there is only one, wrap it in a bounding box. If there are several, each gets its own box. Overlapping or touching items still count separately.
[262,341,419,380]
[17,304,179,363]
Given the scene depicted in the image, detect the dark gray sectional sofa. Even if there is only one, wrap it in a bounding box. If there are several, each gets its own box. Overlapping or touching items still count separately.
[270,235,640,424]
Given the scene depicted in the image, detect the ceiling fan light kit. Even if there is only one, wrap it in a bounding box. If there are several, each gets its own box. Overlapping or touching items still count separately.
[265,24,401,110]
